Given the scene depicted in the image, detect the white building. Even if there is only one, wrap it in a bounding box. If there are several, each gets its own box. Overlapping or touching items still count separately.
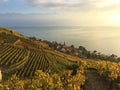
[0,70,2,82]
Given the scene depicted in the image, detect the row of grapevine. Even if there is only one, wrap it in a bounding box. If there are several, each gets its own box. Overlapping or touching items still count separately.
[4,51,30,74]
[0,44,28,66]
[0,44,71,78]
[0,43,78,79]
[0,44,51,78]
[0,44,30,79]
[16,49,49,77]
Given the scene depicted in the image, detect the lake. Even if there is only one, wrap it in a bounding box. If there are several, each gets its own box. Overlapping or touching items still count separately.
[9,26,120,56]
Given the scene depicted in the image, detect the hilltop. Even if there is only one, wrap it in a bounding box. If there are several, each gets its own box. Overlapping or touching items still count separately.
[0,28,25,38]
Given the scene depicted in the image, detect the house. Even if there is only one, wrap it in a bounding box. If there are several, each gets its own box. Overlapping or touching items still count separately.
[61,48,66,53]
[0,69,2,82]
[56,45,62,50]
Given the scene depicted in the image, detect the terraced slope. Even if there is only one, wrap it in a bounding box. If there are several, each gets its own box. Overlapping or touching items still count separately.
[16,49,49,77]
[0,44,72,78]
[0,44,49,77]
[0,44,29,74]
[0,28,76,78]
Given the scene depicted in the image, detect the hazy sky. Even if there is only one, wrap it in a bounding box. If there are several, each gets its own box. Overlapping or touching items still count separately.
[0,0,120,27]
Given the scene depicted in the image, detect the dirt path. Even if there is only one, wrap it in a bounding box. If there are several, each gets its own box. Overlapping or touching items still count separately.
[83,69,110,90]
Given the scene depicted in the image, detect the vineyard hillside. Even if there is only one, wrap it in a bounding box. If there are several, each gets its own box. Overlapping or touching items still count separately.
[0,28,78,78]
[1,28,120,90]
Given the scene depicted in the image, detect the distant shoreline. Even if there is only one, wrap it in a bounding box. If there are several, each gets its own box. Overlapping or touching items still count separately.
[8,26,120,56]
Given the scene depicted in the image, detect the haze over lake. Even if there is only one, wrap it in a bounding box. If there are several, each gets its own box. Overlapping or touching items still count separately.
[10,26,120,56]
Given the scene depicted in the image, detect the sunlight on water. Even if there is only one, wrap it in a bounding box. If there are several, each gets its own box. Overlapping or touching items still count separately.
[10,27,120,56]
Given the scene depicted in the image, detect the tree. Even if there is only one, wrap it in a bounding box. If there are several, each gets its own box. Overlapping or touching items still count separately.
[71,45,74,48]
[79,46,88,56]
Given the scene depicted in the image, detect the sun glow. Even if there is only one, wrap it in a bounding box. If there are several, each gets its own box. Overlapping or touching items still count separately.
[99,0,120,8]
[111,13,120,24]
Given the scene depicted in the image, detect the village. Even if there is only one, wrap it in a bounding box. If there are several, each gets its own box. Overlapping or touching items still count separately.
[49,41,118,61]
[29,37,120,62]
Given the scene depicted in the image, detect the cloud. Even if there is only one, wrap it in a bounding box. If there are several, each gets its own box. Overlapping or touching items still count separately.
[96,0,120,8]
[0,0,8,3]
[25,0,80,6]
[24,0,120,12]
[0,13,77,27]
[24,0,94,11]
[0,11,114,27]
[1,0,120,27]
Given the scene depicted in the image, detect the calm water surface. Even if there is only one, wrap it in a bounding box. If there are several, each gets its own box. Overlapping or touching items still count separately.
[9,26,120,56]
